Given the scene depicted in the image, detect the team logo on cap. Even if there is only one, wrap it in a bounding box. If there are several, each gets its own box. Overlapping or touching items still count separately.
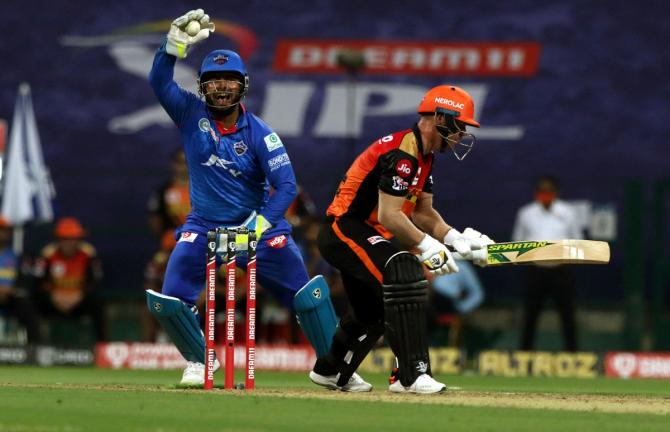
[312,288,322,299]
[213,54,229,64]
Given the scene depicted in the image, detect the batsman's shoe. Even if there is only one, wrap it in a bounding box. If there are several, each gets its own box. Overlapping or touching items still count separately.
[180,359,220,385]
[309,371,373,392]
[389,373,446,394]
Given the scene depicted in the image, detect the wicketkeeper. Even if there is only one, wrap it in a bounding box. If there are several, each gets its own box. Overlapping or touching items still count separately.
[146,9,349,387]
[311,85,494,394]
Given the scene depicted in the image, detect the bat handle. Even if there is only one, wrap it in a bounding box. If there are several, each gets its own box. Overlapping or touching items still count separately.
[445,245,467,261]
[452,252,467,260]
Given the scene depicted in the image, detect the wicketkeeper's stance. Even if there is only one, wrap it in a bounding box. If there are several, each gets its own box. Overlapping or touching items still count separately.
[311,85,494,394]
[145,9,344,387]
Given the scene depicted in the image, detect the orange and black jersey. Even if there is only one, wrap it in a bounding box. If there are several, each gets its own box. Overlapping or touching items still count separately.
[327,125,433,238]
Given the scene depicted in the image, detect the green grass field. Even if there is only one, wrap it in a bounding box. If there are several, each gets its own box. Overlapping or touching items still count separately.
[1,366,668,432]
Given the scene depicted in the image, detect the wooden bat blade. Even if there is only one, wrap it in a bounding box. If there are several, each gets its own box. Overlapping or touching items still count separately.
[483,240,610,266]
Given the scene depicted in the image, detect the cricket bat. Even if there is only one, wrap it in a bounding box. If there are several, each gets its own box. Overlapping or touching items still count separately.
[452,239,610,266]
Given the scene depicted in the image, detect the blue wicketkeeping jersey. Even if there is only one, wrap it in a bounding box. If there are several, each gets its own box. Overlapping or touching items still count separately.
[149,43,297,228]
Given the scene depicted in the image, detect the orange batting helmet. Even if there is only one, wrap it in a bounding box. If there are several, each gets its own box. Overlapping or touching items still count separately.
[54,217,86,239]
[417,85,480,127]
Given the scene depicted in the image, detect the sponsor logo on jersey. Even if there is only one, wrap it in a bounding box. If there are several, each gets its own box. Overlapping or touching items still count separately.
[178,232,198,243]
[267,234,287,249]
[434,97,464,109]
[233,141,248,156]
[395,159,413,177]
[268,153,291,171]
[367,235,389,245]
[198,118,211,132]
[51,262,66,278]
[202,154,242,177]
[391,175,408,191]
[264,132,284,152]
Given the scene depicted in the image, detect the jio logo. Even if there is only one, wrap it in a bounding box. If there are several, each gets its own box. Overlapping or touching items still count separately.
[396,159,412,177]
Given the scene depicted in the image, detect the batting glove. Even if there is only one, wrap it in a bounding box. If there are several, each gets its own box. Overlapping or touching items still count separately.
[250,214,272,239]
[444,227,494,267]
[239,211,273,239]
[416,234,459,275]
[166,9,215,58]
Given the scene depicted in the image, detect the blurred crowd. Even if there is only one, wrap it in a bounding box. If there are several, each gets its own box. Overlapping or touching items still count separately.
[0,216,104,345]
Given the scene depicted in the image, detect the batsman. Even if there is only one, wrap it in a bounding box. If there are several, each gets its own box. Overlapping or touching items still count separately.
[311,85,494,394]
[145,9,348,387]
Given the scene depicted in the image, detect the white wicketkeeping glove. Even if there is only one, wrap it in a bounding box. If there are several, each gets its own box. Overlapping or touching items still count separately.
[416,234,459,275]
[166,9,215,58]
[444,227,494,267]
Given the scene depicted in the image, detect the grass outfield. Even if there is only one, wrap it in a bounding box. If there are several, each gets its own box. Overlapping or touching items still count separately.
[0,367,668,431]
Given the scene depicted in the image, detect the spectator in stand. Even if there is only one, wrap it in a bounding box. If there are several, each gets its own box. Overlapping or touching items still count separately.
[0,217,39,343]
[512,176,582,352]
[33,217,105,342]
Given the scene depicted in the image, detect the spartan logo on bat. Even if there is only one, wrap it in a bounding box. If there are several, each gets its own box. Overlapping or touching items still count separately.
[488,241,551,255]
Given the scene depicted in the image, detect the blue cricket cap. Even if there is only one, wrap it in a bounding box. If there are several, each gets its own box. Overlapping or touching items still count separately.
[199,49,247,77]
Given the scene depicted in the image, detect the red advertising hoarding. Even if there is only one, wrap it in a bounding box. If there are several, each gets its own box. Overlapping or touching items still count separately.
[605,352,670,379]
[273,39,540,76]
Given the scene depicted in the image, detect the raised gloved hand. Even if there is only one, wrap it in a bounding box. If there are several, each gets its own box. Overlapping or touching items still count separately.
[416,234,459,275]
[166,9,215,58]
[444,227,494,267]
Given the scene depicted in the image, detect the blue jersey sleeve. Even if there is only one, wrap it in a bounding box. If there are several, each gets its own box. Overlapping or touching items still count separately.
[148,41,199,127]
[251,122,298,226]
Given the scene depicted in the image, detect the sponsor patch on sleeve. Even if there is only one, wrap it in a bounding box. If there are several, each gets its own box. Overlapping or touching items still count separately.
[395,159,414,178]
[178,232,198,243]
[391,175,409,192]
[268,153,291,171]
[264,132,284,152]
